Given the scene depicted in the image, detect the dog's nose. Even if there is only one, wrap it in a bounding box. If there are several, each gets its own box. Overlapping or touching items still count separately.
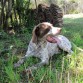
[51,27,62,35]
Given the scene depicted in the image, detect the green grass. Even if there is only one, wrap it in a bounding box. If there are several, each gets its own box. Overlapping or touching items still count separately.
[0,14,83,83]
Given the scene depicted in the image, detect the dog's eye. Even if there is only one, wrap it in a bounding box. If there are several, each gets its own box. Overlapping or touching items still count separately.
[40,28,50,37]
[44,28,50,34]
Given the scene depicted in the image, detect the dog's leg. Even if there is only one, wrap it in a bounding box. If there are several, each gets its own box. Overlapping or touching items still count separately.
[26,60,49,70]
[14,53,32,68]
[14,56,26,68]
[26,57,49,70]
[66,50,74,56]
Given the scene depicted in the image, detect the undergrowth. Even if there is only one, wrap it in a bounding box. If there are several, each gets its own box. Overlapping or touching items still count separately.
[0,15,83,83]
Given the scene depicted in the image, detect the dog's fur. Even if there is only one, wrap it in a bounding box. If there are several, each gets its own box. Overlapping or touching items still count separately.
[14,22,73,70]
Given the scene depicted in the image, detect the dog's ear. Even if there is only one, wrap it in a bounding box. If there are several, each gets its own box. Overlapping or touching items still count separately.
[32,26,40,43]
[32,23,51,43]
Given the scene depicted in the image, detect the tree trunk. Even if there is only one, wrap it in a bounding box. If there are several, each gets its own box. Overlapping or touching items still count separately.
[13,0,18,23]
[4,0,12,31]
[35,0,37,10]
[0,0,6,28]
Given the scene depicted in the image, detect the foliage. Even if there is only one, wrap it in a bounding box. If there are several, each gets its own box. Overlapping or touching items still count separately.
[0,0,34,32]
[0,0,83,32]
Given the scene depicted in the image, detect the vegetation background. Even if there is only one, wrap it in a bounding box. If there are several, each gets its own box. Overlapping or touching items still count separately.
[0,0,83,83]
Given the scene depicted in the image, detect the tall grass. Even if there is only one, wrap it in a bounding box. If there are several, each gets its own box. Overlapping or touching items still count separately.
[0,14,83,83]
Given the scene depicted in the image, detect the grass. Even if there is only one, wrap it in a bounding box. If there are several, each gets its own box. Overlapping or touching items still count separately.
[0,14,83,83]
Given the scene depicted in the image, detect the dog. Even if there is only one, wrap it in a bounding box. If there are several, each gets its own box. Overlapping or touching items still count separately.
[14,22,73,70]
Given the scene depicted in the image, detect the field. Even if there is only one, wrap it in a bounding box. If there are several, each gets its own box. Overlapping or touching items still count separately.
[0,14,83,83]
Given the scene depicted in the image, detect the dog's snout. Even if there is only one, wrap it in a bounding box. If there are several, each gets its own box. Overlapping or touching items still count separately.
[51,27,61,35]
[57,28,62,32]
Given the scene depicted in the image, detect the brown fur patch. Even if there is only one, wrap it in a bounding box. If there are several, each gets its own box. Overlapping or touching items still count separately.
[32,23,51,43]
[35,23,51,38]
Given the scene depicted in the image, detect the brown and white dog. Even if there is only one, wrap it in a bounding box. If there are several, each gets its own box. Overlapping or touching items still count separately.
[14,22,73,70]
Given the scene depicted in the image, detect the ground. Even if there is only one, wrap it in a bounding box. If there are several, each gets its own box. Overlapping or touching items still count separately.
[0,14,83,83]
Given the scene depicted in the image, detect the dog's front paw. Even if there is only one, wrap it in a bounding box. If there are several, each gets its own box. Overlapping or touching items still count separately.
[14,63,21,68]
[14,58,24,68]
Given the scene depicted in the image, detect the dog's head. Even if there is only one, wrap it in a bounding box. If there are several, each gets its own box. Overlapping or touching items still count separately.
[32,22,61,43]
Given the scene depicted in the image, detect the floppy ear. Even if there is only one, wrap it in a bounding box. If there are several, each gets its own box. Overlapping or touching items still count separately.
[32,26,39,43]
